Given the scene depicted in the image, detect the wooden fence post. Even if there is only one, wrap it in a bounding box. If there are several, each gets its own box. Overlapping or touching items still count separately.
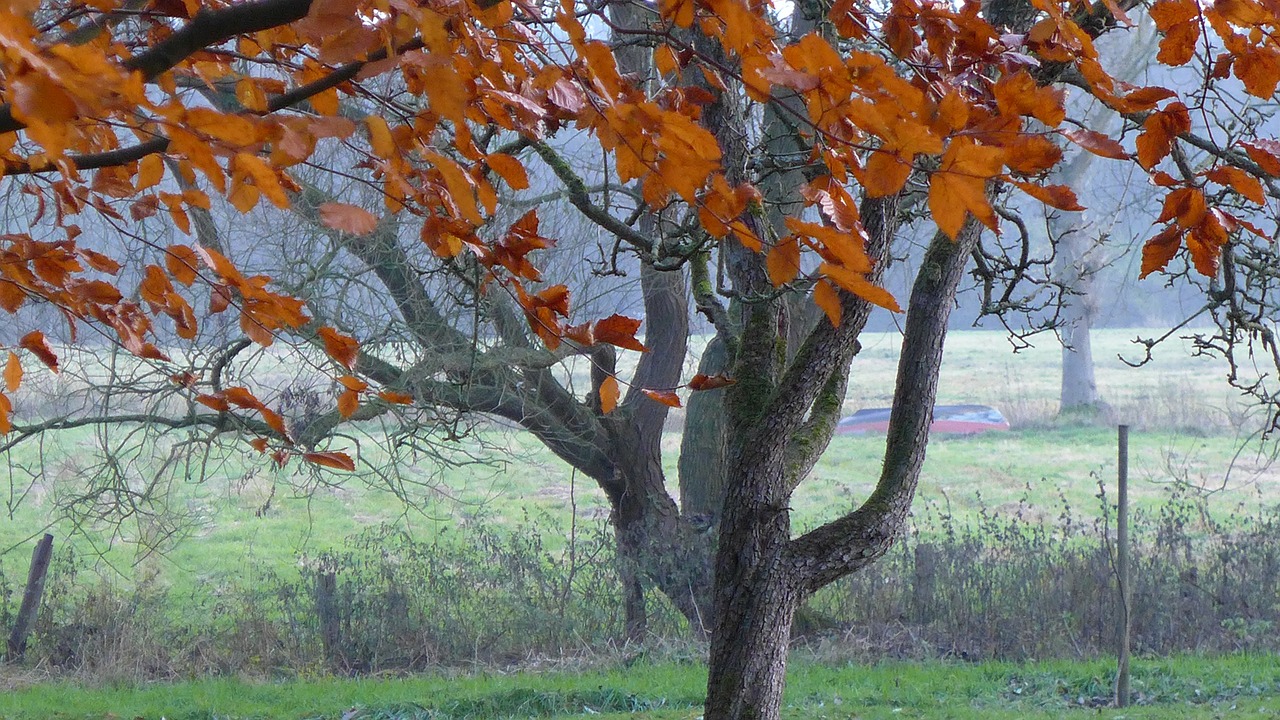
[912,542,938,624]
[7,533,54,662]
[1115,425,1131,707]
[315,566,342,671]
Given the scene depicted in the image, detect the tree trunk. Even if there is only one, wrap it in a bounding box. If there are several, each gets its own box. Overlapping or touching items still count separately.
[705,565,801,720]
[679,335,728,521]
[704,218,983,720]
[610,418,715,637]
[1055,216,1101,413]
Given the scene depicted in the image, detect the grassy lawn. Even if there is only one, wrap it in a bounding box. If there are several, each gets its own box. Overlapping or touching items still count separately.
[1,655,1277,719]
[2,329,1277,599]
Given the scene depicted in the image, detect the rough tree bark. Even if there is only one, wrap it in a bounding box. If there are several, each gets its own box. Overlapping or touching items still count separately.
[706,216,982,720]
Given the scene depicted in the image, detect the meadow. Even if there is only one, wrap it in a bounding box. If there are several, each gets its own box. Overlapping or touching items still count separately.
[1,328,1278,716]
[3,328,1273,587]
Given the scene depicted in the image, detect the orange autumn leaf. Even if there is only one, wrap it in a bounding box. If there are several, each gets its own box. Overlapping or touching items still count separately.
[765,237,801,286]
[813,279,842,326]
[338,388,359,418]
[1204,166,1266,204]
[137,155,165,191]
[928,139,1004,239]
[1241,140,1280,176]
[5,352,21,392]
[599,374,620,414]
[861,150,912,198]
[485,153,530,190]
[318,202,379,235]
[642,388,683,408]
[166,245,200,286]
[10,72,78,125]
[819,263,900,312]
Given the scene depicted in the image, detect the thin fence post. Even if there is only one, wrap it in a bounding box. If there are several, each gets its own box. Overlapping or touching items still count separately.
[1115,424,1131,707]
[315,565,342,671]
[7,533,54,662]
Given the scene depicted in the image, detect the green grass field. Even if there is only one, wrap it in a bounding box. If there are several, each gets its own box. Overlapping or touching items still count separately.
[2,654,1277,719]
[2,329,1276,597]
[1,329,1279,716]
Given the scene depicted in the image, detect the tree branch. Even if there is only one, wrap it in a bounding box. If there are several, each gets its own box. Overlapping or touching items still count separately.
[529,141,655,255]
[0,0,315,135]
[787,218,984,593]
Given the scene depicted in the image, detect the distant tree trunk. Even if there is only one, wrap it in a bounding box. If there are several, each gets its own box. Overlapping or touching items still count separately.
[679,335,728,521]
[1056,216,1101,413]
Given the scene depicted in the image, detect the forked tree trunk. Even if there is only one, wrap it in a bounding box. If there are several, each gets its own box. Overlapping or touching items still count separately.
[703,218,983,720]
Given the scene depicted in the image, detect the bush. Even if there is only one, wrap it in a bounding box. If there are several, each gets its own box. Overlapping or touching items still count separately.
[3,485,1278,680]
[810,482,1280,660]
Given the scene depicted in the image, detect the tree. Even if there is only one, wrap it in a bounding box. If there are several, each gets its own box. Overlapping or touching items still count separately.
[1050,21,1158,418]
[4,1,1280,719]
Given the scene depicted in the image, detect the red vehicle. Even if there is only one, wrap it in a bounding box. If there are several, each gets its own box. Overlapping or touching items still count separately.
[836,404,1011,435]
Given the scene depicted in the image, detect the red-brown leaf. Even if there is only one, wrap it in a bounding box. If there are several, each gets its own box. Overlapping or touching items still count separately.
[19,331,58,373]
[196,393,231,412]
[594,314,647,352]
[1135,103,1191,169]
[0,393,10,435]
[319,327,359,370]
[1013,181,1086,211]
[1063,129,1129,160]
[337,388,359,418]
[1140,225,1182,277]
[689,373,736,391]
[222,387,264,410]
[378,390,414,404]
[303,451,357,472]
[337,375,368,392]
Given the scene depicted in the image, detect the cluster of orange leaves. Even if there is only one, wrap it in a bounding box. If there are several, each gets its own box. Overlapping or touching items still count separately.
[0,0,1278,462]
